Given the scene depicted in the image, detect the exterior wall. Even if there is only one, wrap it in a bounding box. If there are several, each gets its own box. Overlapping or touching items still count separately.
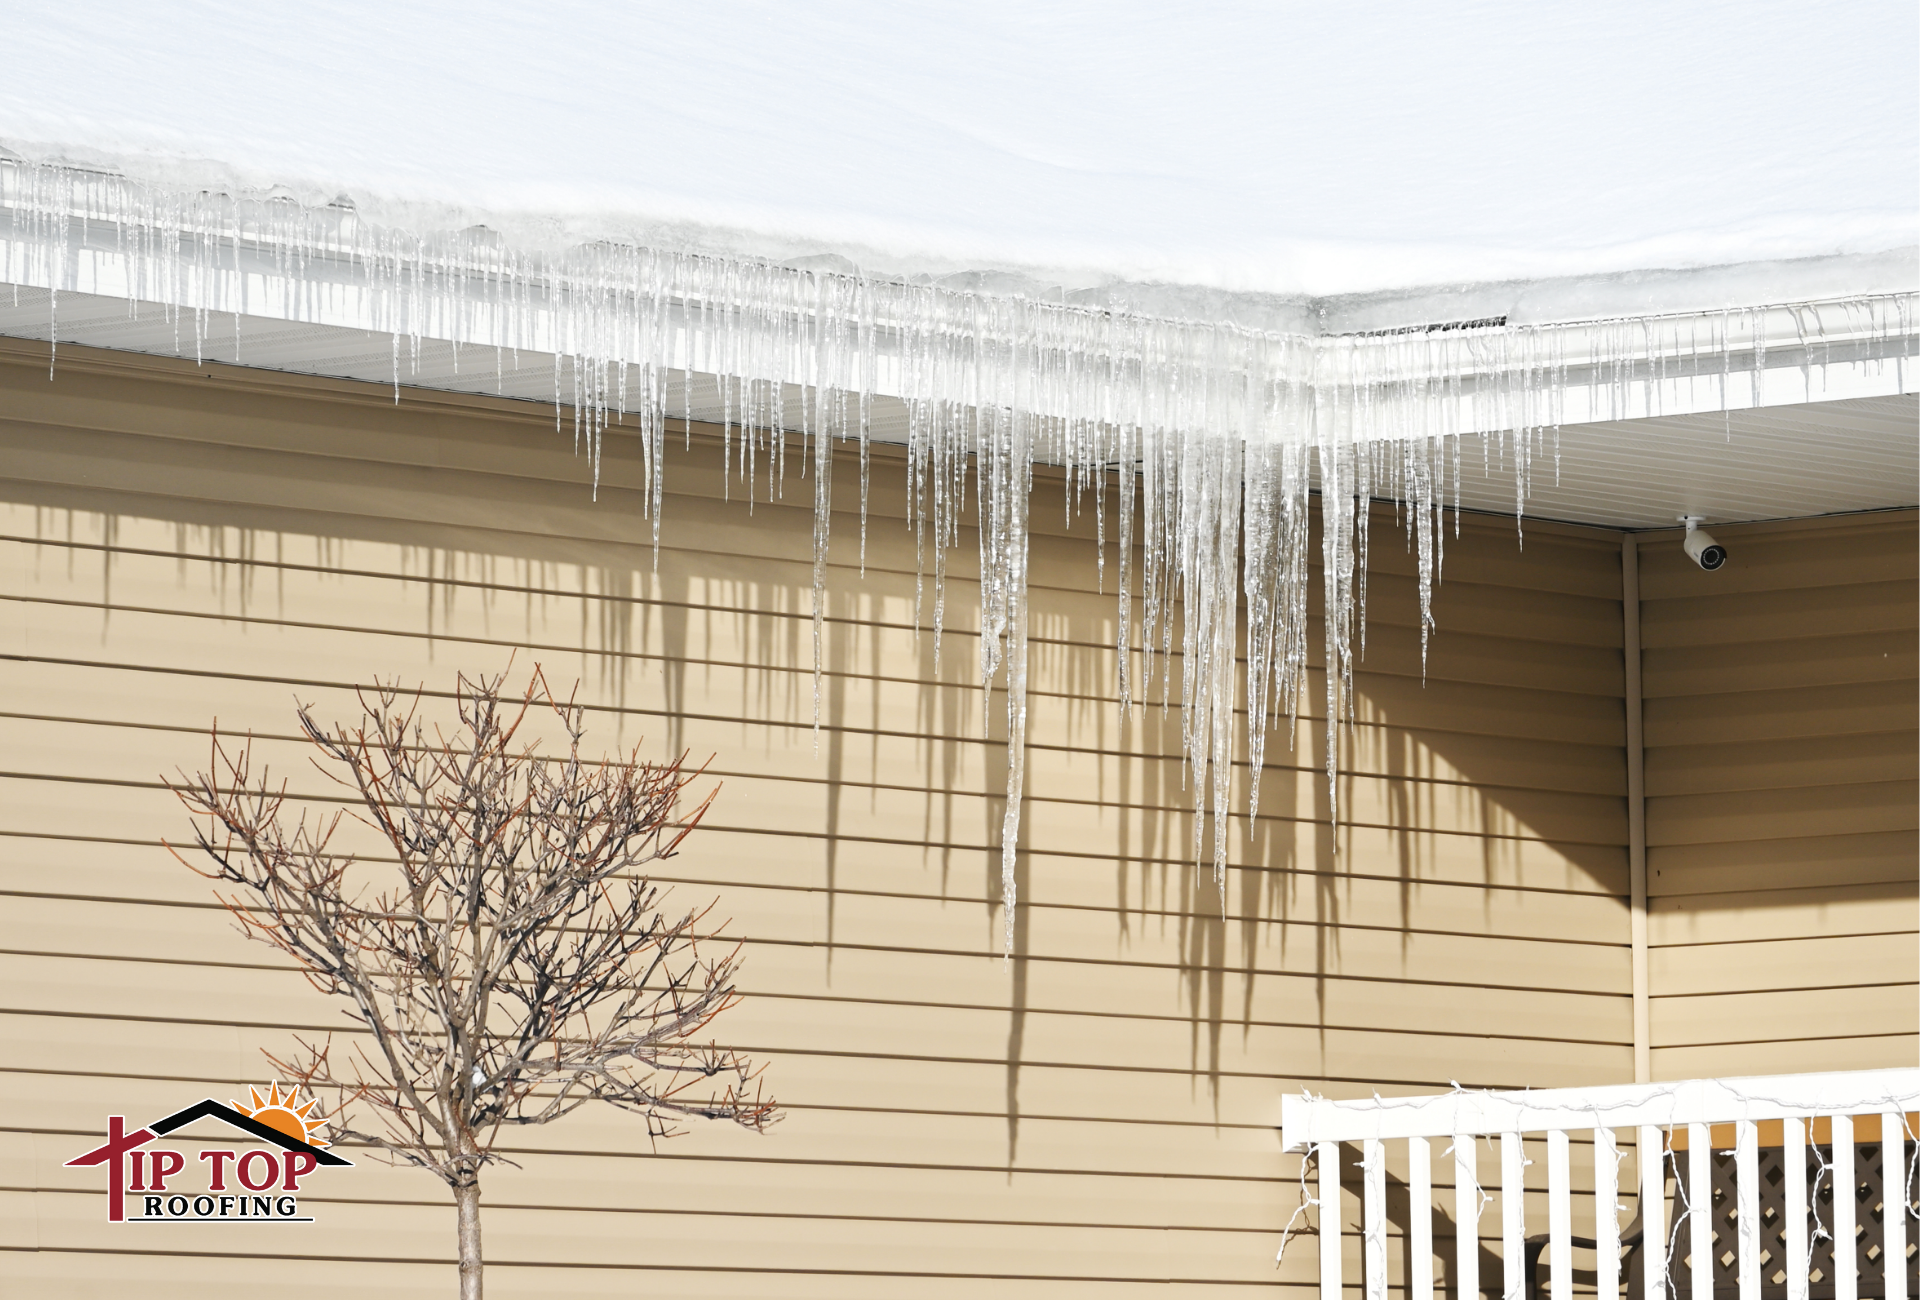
[1641,509,1920,1078]
[0,335,1664,1296]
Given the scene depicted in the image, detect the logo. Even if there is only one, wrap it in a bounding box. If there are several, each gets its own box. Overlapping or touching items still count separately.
[67,1083,353,1223]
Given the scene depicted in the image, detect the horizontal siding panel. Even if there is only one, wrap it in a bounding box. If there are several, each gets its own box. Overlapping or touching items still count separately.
[0,1009,1624,1115]
[0,412,1621,624]
[11,1160,1288,1249]
[0,1013,1299,1135]
[0,656,1630,804]
[0,1247,1296,1300]
[1641,628,1917,698]
[0,417,950,588]
[0,906,1628,1011]
[0,595,1624,729]
[0,815,1629,910]
[0,937,1628,1061]
[0,512,1165,673]
[1649,983,1919,1048]
[1644,732,1917,796]
[1642,679,1918,746]
[1640,579,1917,649]
[1650,1033,1919,1081]
[1649,932,1919,996]
[0,535,1605,706]
[0,527,1628,668]
[2,346,1601,566]
[0,777,1630,893]
[0,876,1632,997]
[1646,830,1916,896]
[0,596,1628,765]
[0,689,1627,843]
[1645,780,1918,846]
[0,353,1625,602]
[9,1201,1298,1293]
[2,1242,447,1300]
[0,760,1629,882]
[0,914,1632,1052]
[1647,883,1917,945]
[7,1109,1287,1226]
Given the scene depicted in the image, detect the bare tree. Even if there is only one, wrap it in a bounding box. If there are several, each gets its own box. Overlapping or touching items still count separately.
[168,667,775,1299]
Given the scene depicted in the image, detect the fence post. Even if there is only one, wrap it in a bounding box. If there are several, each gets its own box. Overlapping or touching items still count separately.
[1503,1134,1526,1300]
[1458,1137,1480,1300]
[1548,1129,1572,1300]
[1595,1127,1620,1300]
[1320,1140,1343,1300]
[1784,1116,1808,1300]
[1833,1114,1856,1300]
[1640,1125,1666,1300]
[1365,1138,1388,1300]
[1882,1112,1907,1300]
[1411,1136,1434,1300]
[1687,1123,1711,1300]
[1735,1119,1759,1300]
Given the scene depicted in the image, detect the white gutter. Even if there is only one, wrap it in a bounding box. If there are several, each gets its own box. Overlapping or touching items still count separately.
[3,160,1914,450]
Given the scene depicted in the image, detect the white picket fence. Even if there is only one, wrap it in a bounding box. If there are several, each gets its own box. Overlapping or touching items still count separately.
[1281,1069,1920,1300]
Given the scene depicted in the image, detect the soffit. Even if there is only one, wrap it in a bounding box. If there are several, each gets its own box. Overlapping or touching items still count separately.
[1,285,1912,532]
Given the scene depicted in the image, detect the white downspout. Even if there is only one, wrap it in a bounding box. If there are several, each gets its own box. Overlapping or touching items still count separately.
[1622,535,1651,1083]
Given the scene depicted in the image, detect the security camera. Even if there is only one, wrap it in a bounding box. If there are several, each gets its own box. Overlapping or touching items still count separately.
[1681,517,1727,571]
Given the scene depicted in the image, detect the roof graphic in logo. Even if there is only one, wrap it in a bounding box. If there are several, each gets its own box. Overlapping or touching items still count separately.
[67,1083,352,1223]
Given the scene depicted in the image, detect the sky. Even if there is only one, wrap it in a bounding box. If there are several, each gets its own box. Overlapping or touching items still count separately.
[3,1,1916,296]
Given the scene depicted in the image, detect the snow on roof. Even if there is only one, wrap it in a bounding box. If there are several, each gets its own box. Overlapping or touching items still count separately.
[4,0,1916,307]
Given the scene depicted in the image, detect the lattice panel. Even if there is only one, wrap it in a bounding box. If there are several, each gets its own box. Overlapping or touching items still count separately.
[1670,1142,1919,1299]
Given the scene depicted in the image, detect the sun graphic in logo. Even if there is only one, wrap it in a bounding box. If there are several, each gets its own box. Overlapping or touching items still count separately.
[232,1082,330,1148]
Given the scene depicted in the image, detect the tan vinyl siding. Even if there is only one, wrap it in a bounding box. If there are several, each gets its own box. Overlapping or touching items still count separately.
[1641,510,1920,1079]
[0,340,1634,1295]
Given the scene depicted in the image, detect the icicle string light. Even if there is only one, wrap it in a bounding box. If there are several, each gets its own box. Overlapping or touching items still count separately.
[3,160,1915,950]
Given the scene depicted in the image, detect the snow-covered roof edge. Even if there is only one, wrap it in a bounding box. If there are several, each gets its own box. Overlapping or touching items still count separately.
[6,139,1915,335]
[5,159,1913,437]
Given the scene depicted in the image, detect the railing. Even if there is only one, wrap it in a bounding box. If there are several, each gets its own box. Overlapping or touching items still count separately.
[1281,1069,1920,1300]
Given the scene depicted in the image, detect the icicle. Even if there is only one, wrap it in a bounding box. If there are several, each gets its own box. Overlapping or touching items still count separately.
[810,269,832,742]
[1,156,1913,956]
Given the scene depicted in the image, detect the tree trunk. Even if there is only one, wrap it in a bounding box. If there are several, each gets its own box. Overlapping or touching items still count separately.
[454,1176,483,1300]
